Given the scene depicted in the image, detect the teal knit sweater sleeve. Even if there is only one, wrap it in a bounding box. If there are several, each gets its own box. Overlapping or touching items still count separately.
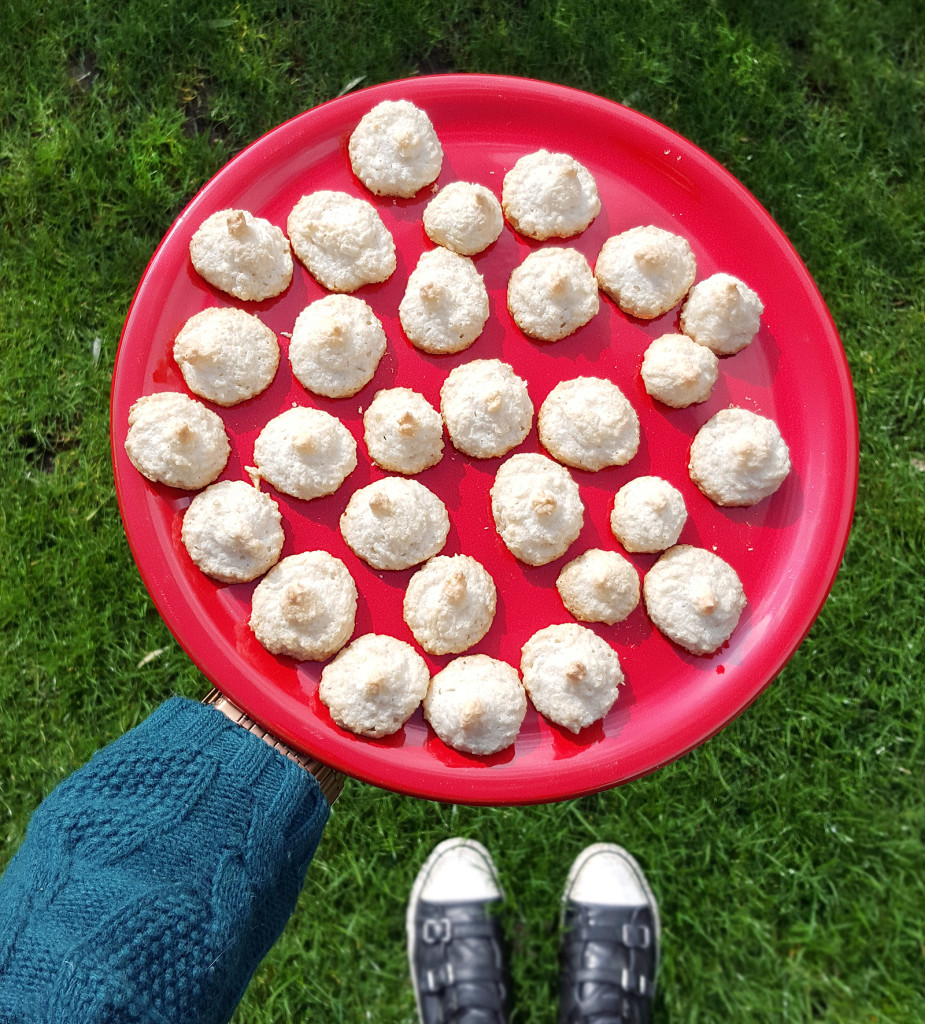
[0,697,331,1024]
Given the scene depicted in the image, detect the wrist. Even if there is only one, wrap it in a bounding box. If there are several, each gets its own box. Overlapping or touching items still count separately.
[202,689,344,804]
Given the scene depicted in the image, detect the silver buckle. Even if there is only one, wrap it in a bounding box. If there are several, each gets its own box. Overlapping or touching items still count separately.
[425,962,455,991]
[620,966,648,995]
[422,917,452,944]
[622,922,651,948]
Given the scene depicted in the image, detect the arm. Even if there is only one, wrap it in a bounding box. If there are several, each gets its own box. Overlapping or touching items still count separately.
[0,695,340,1024]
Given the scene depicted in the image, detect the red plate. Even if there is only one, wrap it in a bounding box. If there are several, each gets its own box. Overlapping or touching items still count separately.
[111,75,857,804]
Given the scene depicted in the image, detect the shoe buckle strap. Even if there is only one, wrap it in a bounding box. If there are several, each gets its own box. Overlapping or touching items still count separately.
[574,966,648,996]
[423,962,505,997]
[426,964,505,990]
[422,916,499,945]
[572,921,651,949]
[575,989,633,1021]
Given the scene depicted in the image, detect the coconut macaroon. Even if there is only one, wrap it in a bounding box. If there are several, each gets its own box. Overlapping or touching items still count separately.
[423,655,527,756]
[189,209,292,302]
[340,477,450,571]
[440,359,533,459]
[538,377,640,471]
[287,190,396,293]
[173,307,280,408]
[689,408,791,507]
[423,181,504,255]
[363,388,444,475]
[124,391,230,490]
[403,555,497,655]
[643,545,746,655]
[595,225,697,319]
[556,549,640,625]
[501,150,601,240]
[250,550,357,661]
[507,247,599,342]
[251,406,357,501]
[319,633,430,738]
[520,623,624,734]
[640,333,719,409]
[181,480,284,584]
[680,272,764,355]
[398,248,490,355]
[611,476,688,553]
[490,453,584,566]
[289,295,387,399]
[348,99,443,198]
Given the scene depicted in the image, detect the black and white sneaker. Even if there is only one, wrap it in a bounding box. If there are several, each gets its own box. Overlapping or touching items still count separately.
[407,838,510,1024]
[558,843,660,1024]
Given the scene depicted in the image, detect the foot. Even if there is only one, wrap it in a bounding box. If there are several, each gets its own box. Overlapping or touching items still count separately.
[407,838,509,1023]
[558,843,660,1024]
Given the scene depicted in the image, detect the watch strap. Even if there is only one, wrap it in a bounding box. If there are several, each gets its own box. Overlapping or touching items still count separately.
[202,689,344,804]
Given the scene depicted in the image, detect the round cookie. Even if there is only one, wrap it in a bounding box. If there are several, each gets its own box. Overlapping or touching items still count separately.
[689,408,791,507]
[556,549,640,625]
[507,247,599,342]
[249,550,357,661]
[440,359,533,459]
[189,209,292,301]
[348,99,443,198]
[403,555,497,655]
[423,655,527,756]
[340,477,450,571]
[399,248,490,355]
[595,225,697,319]
[610,476,688,553]
[490,453,584,566]
[538,377,640,471]
[319,633,430,738]
[289,295,387,399]
[181,480,284,583]
[680,272,764,355]
[124,391,230,490]
[363,388,444,475]
[643,545,747,655]
[640,333,719,409]
[173,307,279,407]
[252,406,357,501]
[501,150,601,240]
[287,190,396,293]
[520,623,624,734]
[423,181,504,255]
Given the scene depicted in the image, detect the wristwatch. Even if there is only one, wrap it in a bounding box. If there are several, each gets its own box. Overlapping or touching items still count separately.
[202,689,344,804]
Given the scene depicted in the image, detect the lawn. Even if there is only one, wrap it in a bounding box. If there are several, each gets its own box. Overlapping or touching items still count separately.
[1,1,923,1021]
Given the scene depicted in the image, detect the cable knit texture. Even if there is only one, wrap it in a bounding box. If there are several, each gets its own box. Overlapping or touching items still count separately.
[0,697,330,1024]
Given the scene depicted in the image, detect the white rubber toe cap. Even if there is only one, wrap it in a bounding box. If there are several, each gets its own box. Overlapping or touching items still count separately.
[413,837,504,904]
[564,843,658,914]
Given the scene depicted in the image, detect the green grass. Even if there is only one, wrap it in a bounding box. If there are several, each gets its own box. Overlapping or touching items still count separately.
[1,1,923,1021]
